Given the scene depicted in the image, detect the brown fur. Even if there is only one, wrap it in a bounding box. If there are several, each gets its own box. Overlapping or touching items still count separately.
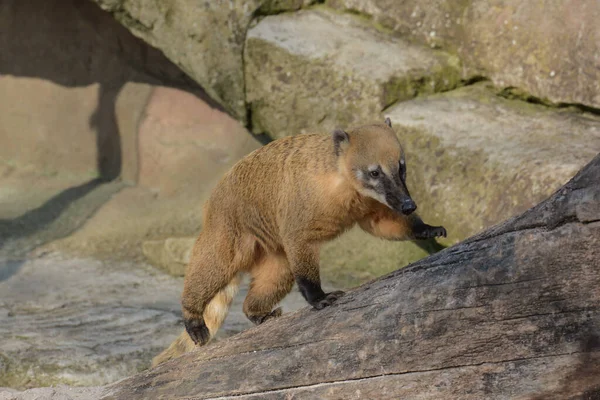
[152,121,445,366]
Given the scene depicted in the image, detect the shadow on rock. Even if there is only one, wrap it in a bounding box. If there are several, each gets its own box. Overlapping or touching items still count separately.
[0,179,124,258]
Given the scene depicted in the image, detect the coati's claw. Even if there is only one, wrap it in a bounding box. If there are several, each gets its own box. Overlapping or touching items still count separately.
[415,225,447,239]
[430,226,447,238]
[184,318,210,345]
[268,306,283,319]
[313,290,345,310]
[248,307,283,325]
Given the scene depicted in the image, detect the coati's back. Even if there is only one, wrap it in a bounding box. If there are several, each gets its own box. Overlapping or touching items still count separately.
[202,133,337,240]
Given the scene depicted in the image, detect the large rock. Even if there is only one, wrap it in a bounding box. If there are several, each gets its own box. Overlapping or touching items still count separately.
[386,82,600,241]
[462,0,600,108]
[0,255,182,389]
[245,8,462,139]
[47,87,262,262]
[92,0,315,122]
[0,0,197,192]
[141,237,197,277]
[0,0,206,258]
[0,0,263,263]
[327,0,467,50]
[328,0,600,109]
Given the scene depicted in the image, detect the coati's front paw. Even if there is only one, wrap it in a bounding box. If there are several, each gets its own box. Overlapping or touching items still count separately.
[312,290,345,310]
[184,317,210,345]
[414,225,447,240]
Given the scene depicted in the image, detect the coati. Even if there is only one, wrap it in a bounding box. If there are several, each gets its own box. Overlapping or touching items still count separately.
[152,118,446,366]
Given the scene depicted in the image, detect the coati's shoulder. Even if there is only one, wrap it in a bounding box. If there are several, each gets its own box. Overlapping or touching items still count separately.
[251,133,332,161]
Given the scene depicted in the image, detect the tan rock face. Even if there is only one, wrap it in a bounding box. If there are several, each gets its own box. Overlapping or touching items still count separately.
[91,0,315,122]
[137,87,260,197]
[0,79,99,182]
[142,237,197,277]
[462,0,600,108]
[0,0,191,245]
[52,87,262,261]
[245,8,462,139]
[0,79,103,219]
[386,82,600,240]
[329,0,600,109]
[327,0,468,50]
[0,0,261,262]
[0,0,196,219]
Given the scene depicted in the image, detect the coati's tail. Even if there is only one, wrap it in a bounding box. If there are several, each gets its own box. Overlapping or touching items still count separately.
[204,274,241,337]
[151,274,241,367]
[150,330,196,367]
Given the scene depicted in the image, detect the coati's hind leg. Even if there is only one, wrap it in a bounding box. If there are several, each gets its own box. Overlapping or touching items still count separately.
[243,252,294,325]
[182,233,257,345]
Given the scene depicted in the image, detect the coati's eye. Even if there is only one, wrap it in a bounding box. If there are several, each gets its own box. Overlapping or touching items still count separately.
[369,170,380,178]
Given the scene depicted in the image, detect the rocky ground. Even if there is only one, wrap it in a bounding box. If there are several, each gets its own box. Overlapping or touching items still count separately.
[0,254,313,392]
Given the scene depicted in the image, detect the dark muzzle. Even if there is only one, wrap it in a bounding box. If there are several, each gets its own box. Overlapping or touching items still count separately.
[400,198,417,215]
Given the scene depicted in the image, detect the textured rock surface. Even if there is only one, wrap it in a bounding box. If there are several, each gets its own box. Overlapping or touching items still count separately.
[328,0,600,109]
[0,255,311,390]
[91,0,315,122]
[462,0,600,108]
[0,255,182,389]
[46,87,262,262]
[386,82,600,241]
[0,0,187,219]
[0,0,263,263]
[0,0,212,261]
[0,386,106,400]
[319,228,428,288]
[327,0,468,50]
[100,155,600,400]
[245,8,462,139]
[141,237,196,277]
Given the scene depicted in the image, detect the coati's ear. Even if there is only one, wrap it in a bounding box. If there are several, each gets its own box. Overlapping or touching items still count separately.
[384,117,392,128]
[332,128,350,156]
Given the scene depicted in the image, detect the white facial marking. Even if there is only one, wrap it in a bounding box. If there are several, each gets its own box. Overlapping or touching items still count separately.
[359,187,390,208]
[381,165,392,177]
[367,164,379,172]
[356,170,364,180]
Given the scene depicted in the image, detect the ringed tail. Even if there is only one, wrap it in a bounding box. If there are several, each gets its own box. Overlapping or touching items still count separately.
[151,274,241,367]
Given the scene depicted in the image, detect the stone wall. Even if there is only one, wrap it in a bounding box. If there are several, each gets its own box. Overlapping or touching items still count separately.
[328,0,600,108]
[0,0,261,262]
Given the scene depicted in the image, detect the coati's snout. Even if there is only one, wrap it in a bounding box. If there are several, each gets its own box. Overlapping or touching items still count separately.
[358,164,417,216]
[389,192,417,215]
[402,199,417,215]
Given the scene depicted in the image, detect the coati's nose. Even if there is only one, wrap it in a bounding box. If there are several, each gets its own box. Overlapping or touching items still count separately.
[401,199,417,215]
